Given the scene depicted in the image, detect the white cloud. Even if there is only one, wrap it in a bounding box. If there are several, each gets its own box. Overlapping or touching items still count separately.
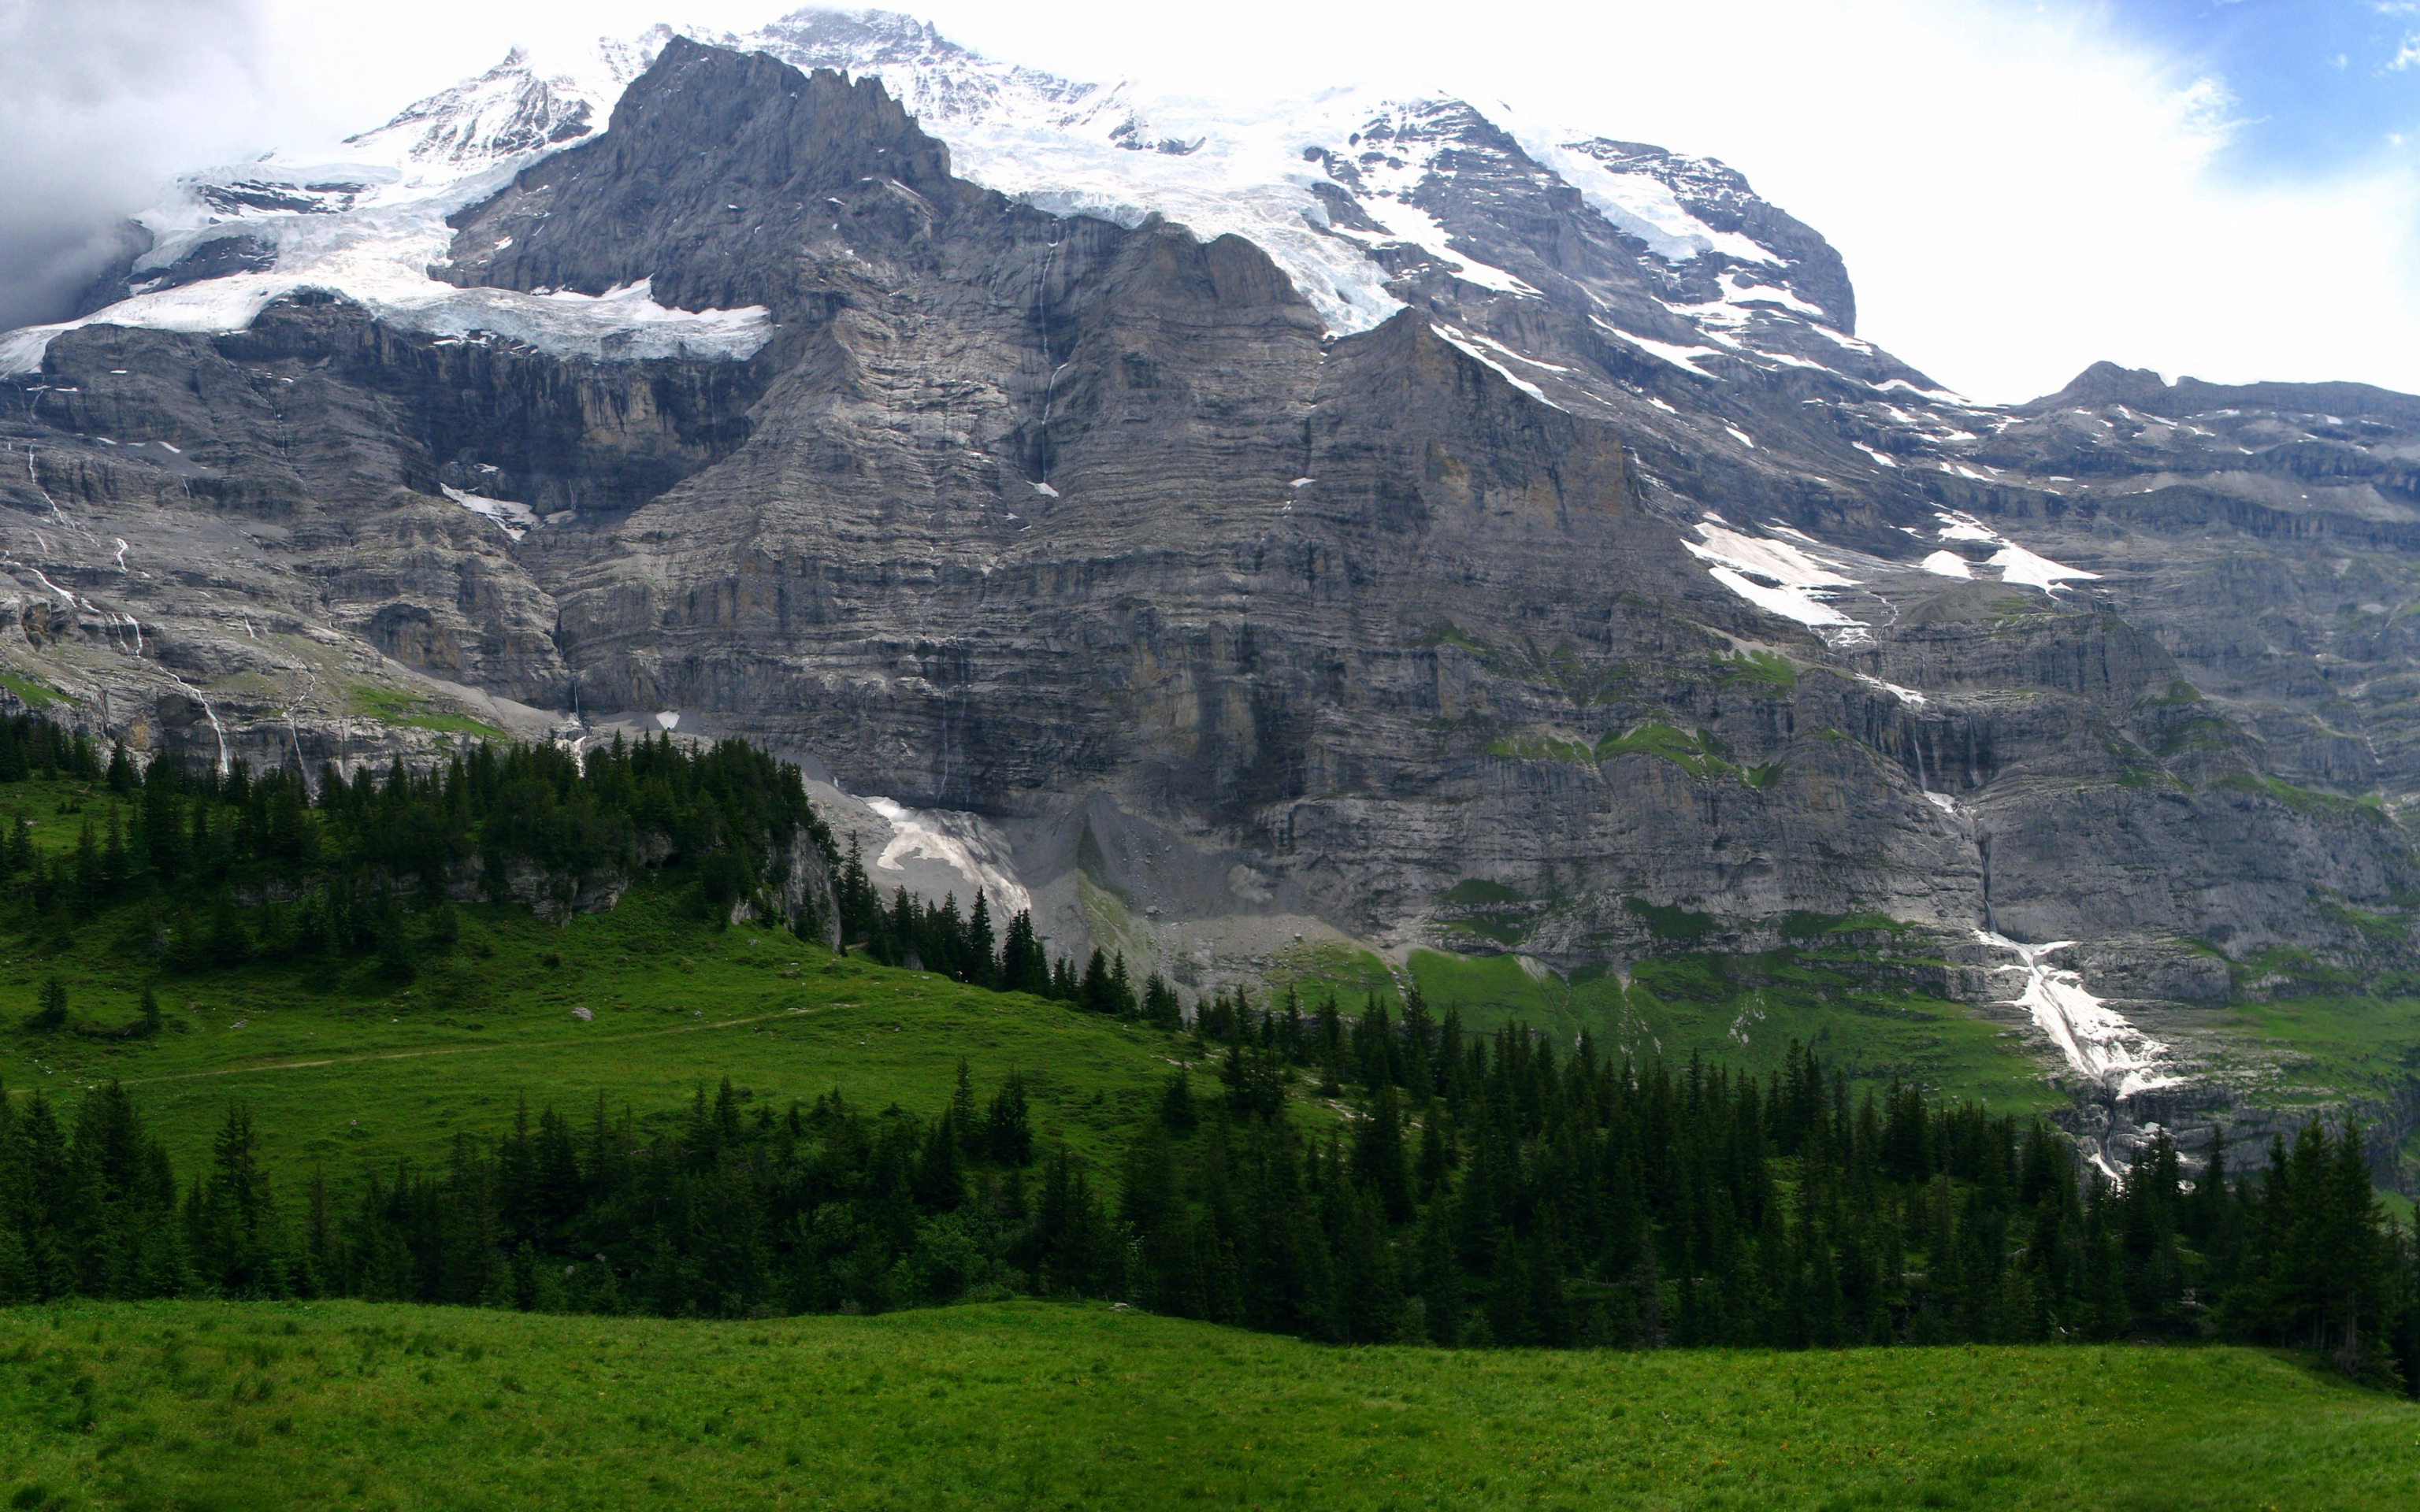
[10,0,2418,405]
[0,0,271,328]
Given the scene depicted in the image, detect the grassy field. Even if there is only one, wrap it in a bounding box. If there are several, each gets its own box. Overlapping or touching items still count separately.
[2218,992,2420,1109]
[1216,938,2056,1111]
[0,884,1192,1173]
[1403,948,2058,1110]
[2,1299,2414,1510]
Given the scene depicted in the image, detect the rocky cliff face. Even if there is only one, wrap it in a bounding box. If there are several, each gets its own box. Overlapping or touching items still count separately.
[6,10,2420,1155]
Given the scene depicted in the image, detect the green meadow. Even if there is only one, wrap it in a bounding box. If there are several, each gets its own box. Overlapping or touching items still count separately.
[3,1299,2414,1510]
[0,884,1186,1173]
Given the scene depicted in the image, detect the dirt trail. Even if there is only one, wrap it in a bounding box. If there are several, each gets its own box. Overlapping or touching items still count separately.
[109,1007,816,1088]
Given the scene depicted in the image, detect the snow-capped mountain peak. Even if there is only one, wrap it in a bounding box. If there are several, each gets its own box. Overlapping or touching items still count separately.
[3,5,1881,398]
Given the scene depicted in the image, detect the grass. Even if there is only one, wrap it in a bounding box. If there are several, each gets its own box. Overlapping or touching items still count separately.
[342,684,509,741]
[0,669,65,708]
[1716,649,1798,691]
[1404,949,2055,1109]
[0,883,1189,1175]
[2218,771,2392,823]
[1592,723,1774,788]
[2218,993,2420,1112]
[0,783,124,854]
[1263,940,1405,1011]
[2,1299,2414,1510]
[1483,730,1597,764]
[1437,879,1525,908]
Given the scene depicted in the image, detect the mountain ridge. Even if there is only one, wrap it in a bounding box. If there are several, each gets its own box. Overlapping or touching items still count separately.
[6,9,2420,1180]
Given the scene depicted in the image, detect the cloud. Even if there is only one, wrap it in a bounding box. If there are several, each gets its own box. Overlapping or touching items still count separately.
[0,0,280,330]
[5,0,2417,404]
[885,0,2420,400]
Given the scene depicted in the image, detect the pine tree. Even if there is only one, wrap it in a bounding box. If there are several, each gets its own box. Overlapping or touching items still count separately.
[1352,1083,1414,1224]
[1159,1070,1197,1132]
[913,1113,966,1213]
[1416,1197,1461,1345]
[195,1103,278,1297]
[208,889,251,967]
[28,977,66,1032]
[1079,948,1114,1015]
[985,1074,1033,1167]
[102,806,128,896]
[1142,973,1182,1030]
[966,891,997,988]
[372,891,413,981]
[1,813,29,880]
[1000,910,1047,995]
[71,818,100,914]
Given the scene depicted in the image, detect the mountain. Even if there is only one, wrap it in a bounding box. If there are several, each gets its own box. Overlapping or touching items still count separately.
[6,7,2419,1177]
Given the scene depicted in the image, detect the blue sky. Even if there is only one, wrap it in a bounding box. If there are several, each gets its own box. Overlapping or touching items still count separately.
[2106,0,2420,177]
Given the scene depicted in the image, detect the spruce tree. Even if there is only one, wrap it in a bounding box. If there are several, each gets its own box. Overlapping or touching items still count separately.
[966,890,997,988]
[1158,1069,1197,1132]
[28,976,66,1032]
[950,1058,979,1151]
[985,1074,1033,1167]
[1078,948,1114,1015]
[1352,1083,1414,1224]
[1142,972,1182,1030]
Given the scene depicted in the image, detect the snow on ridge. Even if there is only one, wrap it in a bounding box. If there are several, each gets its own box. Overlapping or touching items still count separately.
[863,796,1033,917]
[1431,324,1562,409]
[3,271,771,376]
[0,31,776,375]
[1515,132,1776,266]
[1857,673,1927,706]
[1932,510,2098,593]
[1977,932,2180,1099]
[1686,519,1854,590]
[7,7,1870,402]
[441,484,539,541]
[1341,201,1539,298]
[1683,519,1867,632]
[1588,315,1725,375]
[740,13,1416,334]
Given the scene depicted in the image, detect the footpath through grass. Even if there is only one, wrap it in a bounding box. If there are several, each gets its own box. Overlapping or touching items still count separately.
[2,1299,2415,1511]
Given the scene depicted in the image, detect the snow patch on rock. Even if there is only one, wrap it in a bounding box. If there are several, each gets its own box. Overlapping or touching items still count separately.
[0,39,769,374]
[1933,512,2098,594]
[1978,932,2180,1098]
[441,484,538,541]
[864,797,1033,918]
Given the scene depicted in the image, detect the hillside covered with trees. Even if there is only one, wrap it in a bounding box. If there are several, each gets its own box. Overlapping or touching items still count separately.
[2,710,2418,1396]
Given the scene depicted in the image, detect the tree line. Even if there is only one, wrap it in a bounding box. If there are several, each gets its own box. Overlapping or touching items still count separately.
[0,711,1126,1010]
[2,709,2414,1385]
[4,1029,2415,1390]
[0,707,1178,1035]
[828,832,1182,1021]
[0,714,833,949]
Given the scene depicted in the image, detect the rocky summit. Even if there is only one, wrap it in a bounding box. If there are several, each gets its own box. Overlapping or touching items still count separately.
[7,8,2420,1173]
